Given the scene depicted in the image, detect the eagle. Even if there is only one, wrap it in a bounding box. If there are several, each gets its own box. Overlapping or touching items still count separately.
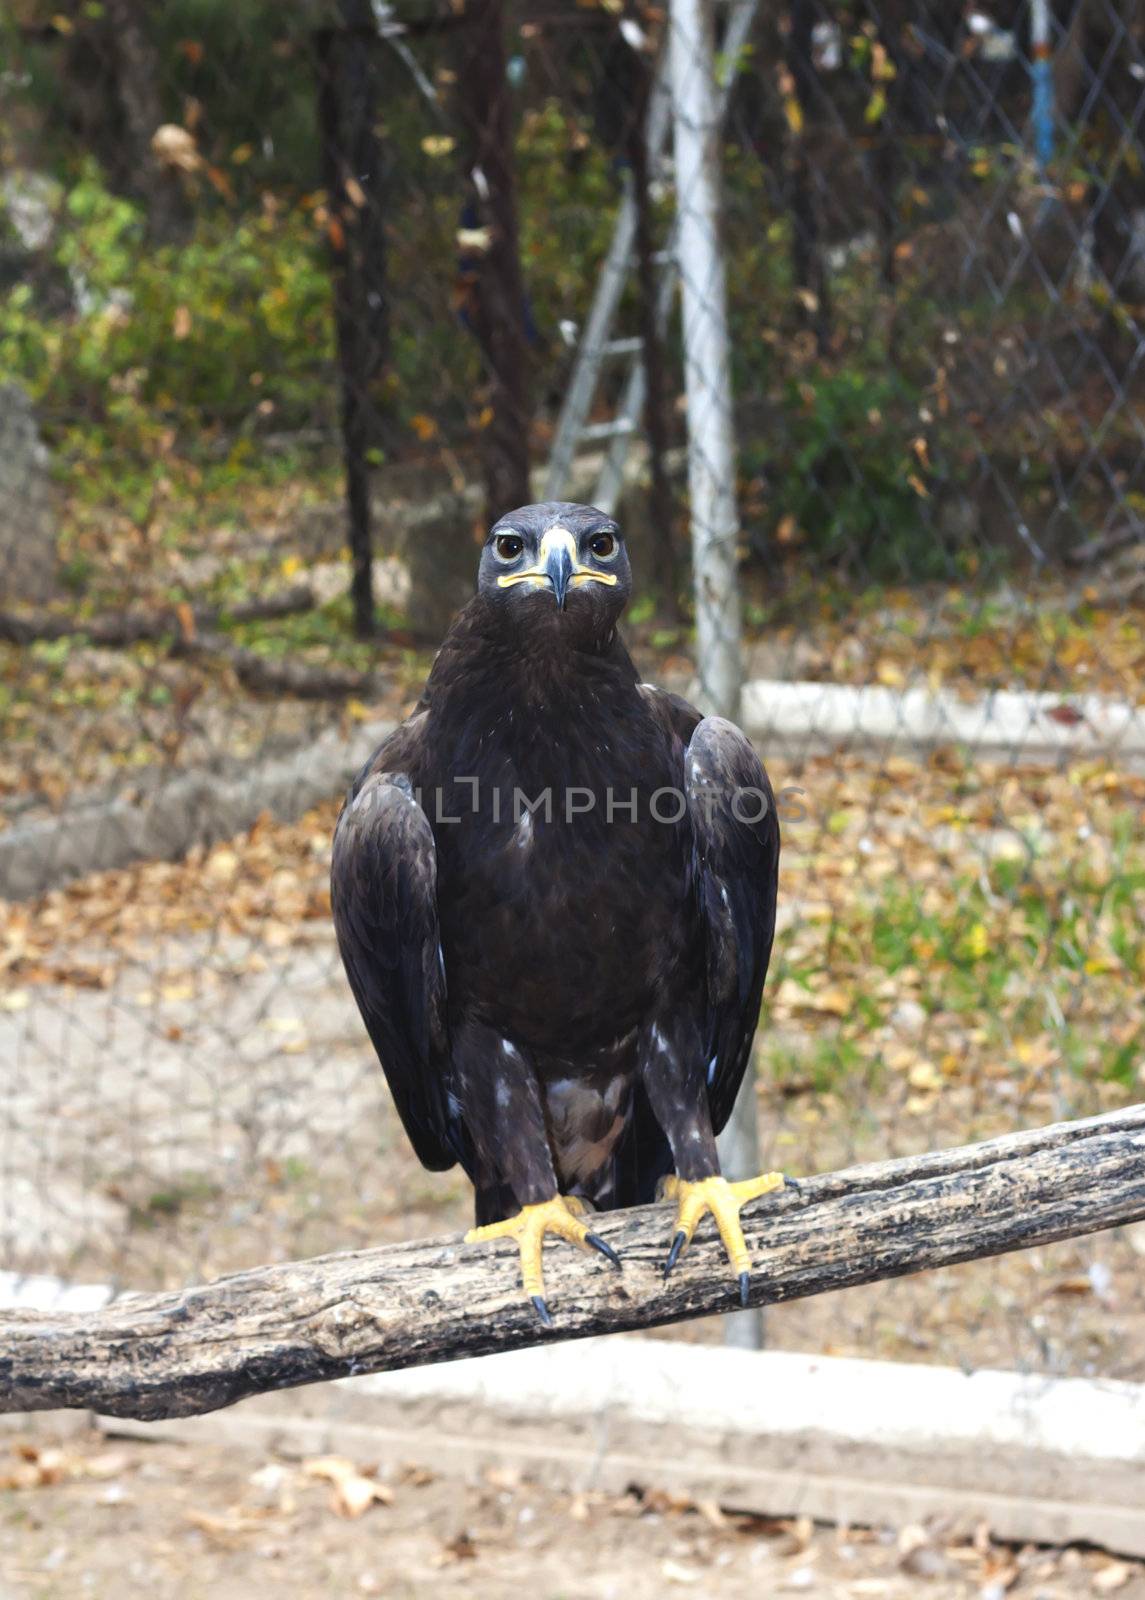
[331,502,787,1323]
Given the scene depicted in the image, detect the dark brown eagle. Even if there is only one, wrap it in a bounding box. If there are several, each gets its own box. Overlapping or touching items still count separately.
[331,502,787,1323]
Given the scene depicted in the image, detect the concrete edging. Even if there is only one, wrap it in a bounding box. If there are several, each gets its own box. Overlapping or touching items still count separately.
[0,718,394,900]
[96,1337,1145,1558]
[3,678,1143,900]
[6,1281,1143,1554]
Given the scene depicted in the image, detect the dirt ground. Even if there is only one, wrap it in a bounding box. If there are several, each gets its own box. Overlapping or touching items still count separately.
[2,1426,1143,1600]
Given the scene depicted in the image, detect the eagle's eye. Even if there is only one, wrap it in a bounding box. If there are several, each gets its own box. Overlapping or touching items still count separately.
[588,531,617,560]
[495,533,524,561]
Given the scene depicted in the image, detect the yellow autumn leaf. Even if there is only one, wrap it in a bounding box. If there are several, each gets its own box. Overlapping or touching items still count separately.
[160,981,196,1003]
[907,1060,943,1093]
[1085,954,1121,974]
[963,923,990,961]
[774,979,850,1016]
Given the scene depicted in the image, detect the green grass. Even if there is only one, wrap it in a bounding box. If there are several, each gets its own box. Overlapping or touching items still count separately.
[761,818,1145,1098]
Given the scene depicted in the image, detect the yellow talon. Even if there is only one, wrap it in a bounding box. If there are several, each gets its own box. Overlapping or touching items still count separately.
[466,1194,621,1325]
[660,1172,788,1301]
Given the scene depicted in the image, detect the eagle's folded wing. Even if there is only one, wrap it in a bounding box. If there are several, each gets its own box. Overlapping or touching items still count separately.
[331,768,458,1171]
[683,716,781,1136]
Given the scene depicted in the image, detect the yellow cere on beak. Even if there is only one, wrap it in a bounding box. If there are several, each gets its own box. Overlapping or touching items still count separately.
[497,526,619,594]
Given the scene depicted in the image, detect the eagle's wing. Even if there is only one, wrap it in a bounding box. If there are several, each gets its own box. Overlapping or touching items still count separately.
[683,715,780,1133]
[331,753,457,1172]
[639,687,780,1136]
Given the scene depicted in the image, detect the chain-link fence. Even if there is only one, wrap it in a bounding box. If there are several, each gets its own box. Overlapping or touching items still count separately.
[2,0,1143,1401]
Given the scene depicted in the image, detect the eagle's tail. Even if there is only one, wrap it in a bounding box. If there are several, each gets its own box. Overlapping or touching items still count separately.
[605,1083,675,1210]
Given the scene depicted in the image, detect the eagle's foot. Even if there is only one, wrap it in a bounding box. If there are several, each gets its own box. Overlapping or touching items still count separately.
[659,1172,788,1307]
[465,1194,621,1327]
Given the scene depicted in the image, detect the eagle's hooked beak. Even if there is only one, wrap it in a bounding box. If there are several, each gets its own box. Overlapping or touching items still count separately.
[541,528,574,610]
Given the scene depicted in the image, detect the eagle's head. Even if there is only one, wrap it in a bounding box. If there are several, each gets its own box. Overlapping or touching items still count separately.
[477,502,631,639]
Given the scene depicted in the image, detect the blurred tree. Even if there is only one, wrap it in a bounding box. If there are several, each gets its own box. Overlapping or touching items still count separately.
[102,0,187,242]
[454,0,531,520]
[317,0,388,638]
[624,16,680,617]
[784,0,831,353]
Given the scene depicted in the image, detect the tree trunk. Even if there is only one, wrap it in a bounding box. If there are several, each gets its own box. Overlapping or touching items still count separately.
[628,39,681,618]
[101,0,185,244]
[784,0,831,351]
[317,1,389,639]
[455,0,531,521]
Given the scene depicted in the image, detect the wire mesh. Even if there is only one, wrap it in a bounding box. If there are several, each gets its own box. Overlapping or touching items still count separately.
[1,0,1143,1408]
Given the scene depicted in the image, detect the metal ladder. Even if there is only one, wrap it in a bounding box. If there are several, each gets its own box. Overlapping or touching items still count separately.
[542,0,759,512]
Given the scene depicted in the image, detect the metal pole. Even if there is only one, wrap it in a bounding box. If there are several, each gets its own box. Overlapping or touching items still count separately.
[1030,0,1055,172]
[668,0,762,1349]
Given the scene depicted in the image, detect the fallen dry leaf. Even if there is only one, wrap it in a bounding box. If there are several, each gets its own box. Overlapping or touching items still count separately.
[185,1507,270,1546]
[433,1529,477,1564]
[639,1485,696,1516]
[484,1465,523,1492]
[1049,1275,1094,1297]
[662,1560,702,1585]
[0,1446,75,1489]
[1093,1563,1132,1593]
[695,1498,729,1530]
[302,1455,393,1518]
[83,1451,131,1480]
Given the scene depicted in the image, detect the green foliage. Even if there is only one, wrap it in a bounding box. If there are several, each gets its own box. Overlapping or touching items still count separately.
[767,363,951,580]
[0,165,331,450]
[10,1,319,194]
[517,100,620,328]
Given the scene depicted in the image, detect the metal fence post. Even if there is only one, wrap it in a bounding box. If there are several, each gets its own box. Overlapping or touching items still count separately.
[668,0,762,1349]
[1030,0,1056,172]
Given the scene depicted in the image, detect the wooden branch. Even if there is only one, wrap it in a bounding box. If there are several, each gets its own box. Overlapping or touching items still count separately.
[4,1106,1143,1422]
[0,587,317,647]
[170,633,384,700]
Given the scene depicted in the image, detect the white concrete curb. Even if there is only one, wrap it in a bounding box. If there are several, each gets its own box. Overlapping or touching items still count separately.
[356,1336,1145,1467]
[742,680,1145,762]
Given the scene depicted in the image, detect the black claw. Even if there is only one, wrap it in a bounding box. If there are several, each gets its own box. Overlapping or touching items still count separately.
[586,1232,622,1269]
[530,1294,554,1328]
[664,1230,688,1278]
[738,1271,751,1308]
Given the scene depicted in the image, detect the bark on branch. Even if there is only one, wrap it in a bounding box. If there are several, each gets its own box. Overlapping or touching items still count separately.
[169,633,384,700]
[0,587,317,647]
[4,1106,1143,1421]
